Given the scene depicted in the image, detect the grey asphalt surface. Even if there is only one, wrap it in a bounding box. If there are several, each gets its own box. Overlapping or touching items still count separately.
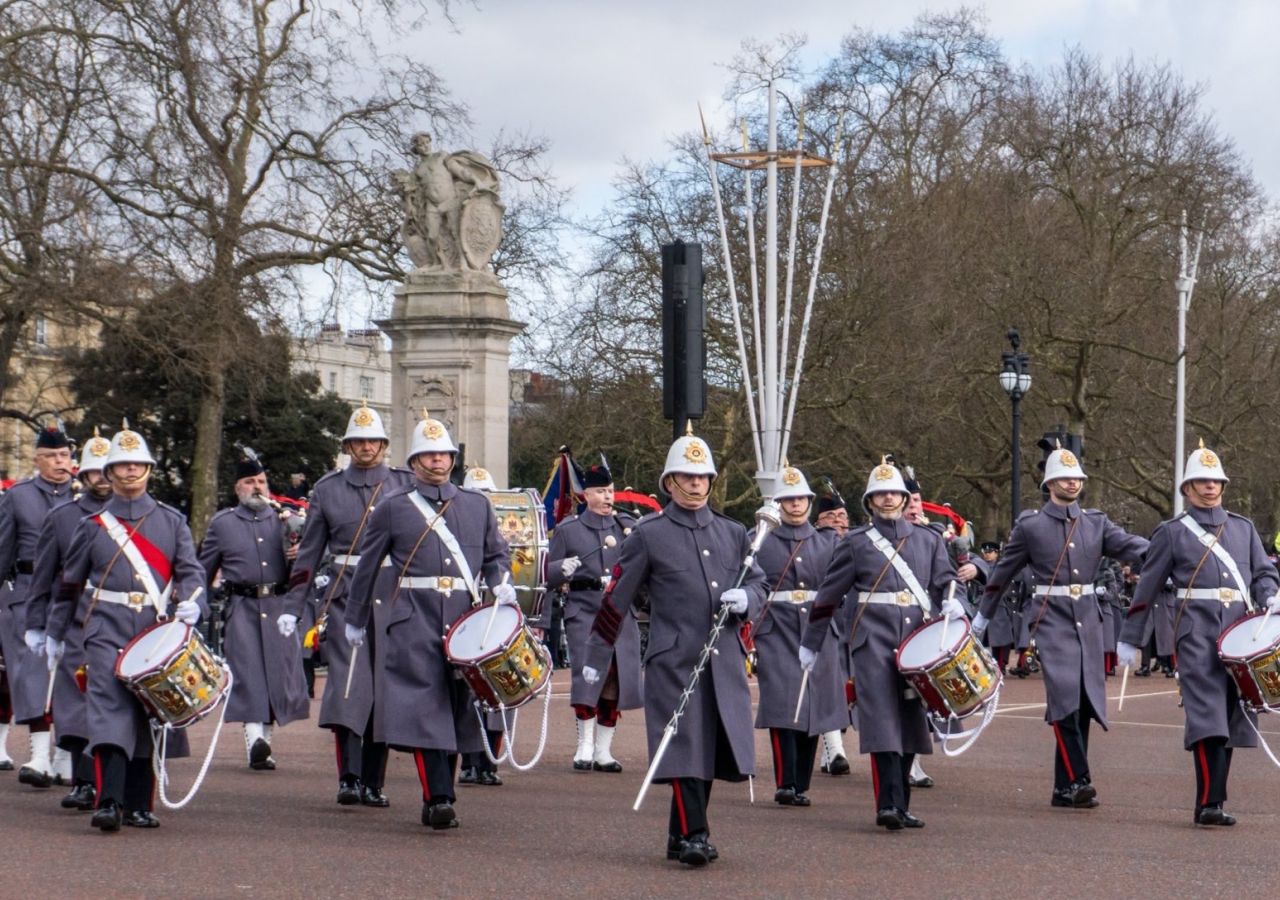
[2,668,1277,898]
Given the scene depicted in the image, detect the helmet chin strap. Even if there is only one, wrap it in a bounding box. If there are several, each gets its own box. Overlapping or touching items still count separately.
[666,475,708,504]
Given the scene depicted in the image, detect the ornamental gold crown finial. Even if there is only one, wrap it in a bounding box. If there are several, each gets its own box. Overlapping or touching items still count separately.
[685,420,694,437]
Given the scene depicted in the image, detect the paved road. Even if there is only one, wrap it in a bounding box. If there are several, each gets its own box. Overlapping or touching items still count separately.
[2,669,1277,898]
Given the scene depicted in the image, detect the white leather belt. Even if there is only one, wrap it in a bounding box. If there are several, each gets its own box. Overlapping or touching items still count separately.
[859,590,919,608]
[87,582,156,611]
[1034,584,1092,598]
[769,590,817,604]
[398,576,466,593]
[1179,587,1245,605]
[332,555,391,568]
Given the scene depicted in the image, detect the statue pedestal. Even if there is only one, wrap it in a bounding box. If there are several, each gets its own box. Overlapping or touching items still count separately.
[376,270,524,484]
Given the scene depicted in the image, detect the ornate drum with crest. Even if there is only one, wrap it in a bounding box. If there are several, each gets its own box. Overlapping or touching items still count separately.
[1218,612,1280,713]
[896,617,1001,720]
[114,620,230,728]
[482,489,547,616]
[444,603,551,710]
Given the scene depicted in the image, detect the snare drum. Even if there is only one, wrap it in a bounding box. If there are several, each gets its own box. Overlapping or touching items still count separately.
[896,617,1001,720]
[483,489,548,616]
[114,620,230,728]
[1218,612,1280,713]
[445,603,551,711]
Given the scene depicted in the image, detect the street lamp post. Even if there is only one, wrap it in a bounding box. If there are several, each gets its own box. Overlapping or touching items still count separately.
[999,328,1032,529]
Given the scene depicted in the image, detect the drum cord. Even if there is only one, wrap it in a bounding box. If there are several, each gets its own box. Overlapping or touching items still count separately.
[150,668,234,810]
[932,680,1001,758]
[1241,701,1280,770]
[472,680,553,772]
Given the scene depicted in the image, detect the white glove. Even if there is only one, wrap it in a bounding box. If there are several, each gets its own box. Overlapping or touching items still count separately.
[277,614,298,638]
[45,636,64,671]
[970,612,989,637]
[1117,641,1141,669]
[941,596,966,621]
[799,646,818,673]
[582,665,600,685]
[174,599,200,625]
[560,556,582,578]
[345,622,365,648]
[1267,594,1280,613]
[719,588,748,614]
[494,582,518,606]
[314,574,331,590]
[24,629,45,655]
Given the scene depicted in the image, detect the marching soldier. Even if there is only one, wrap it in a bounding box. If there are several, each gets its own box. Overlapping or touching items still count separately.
[201,451,309,771]
[814,478,849,538]
[545,461,641,774]
[973,445,1147,809]
[23,428,114,810]
[811,476,851,775]
[1118,442,1280,826]
[45,421,206,831]
[343,415,512,833]
[583,426,766,866]
[0,424,77,788]
[799,458,965,831]
[278,403,412,807]
[751,465,843,807]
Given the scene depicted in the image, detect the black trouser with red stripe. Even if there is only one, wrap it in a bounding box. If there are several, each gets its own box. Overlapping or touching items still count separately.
[94,745,154,811]
[1193,737,1232,811]
[1051,683,1098,791]
[769,728,818,793]
[870,752,915,812]
[334,720,388,790]
[669,778,713,840]
[412,749,458,805]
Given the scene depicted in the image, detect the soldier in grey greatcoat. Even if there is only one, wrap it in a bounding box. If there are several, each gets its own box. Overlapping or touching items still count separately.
[1118,443,1280,827]
[23,429,114,810]
[583,428,766,867]
[46,422,207,832]
[974,446,1147,810]
[812,480,852,776]
[344,416,512,833]
[277,403,412,807]
[749,465,842,807]
[985,557,1032,675]
[0,424,76,786]
[546,461,642,773]
[800,459,965,831]
[201,451,309,771]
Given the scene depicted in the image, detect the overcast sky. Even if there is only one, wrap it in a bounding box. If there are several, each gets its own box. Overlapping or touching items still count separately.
[394,0,1279,221]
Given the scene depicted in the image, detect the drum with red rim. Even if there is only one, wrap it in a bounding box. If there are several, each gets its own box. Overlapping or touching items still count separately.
[115,620,229,728]
[445,603,551,711]
[896,617,1001,720]
[1218,612,1280,713]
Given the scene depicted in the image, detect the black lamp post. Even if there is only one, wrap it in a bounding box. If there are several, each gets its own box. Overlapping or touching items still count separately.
[999,328,1032,528]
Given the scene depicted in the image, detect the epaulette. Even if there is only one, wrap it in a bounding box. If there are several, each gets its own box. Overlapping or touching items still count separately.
[314,469,343,487]
[615,511,638,527]
[633,510,665,530]
[1016,508,1038,521]
[157,500,189,521]
[209,507,237,521]
[849,523,873,536]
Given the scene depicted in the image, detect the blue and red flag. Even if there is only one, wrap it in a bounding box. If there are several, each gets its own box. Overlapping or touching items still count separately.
[542,446,585,529]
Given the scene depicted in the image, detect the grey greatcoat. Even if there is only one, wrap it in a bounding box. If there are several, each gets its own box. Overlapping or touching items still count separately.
[986,567,1030,649]
[750,522,846,735]
[282,463,413,733]
[0,475,74,721]
[801,516,961,756]
[584,503,766,782]
[1121,505,1279,749]
[200,503,309,726]
[546,510,642,709]
[979,501,1147,727]
[47,494,206,758]
[24,493,107,741]
[346,480,509,752]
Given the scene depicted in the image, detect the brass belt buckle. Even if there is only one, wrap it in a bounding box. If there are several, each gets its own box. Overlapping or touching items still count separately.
[127,592,145,610]
[792,590,806,603]
[895,591,911,606]
[257,584,271,598]
[1069,584,1083,598]
[438,576,454,592]
[1219,588,1235,604]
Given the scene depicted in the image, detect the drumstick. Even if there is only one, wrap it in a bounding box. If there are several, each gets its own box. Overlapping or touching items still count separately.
[1253,605,1274,641]
[1118,664,1130,712]
[578,535,618,565]
[344,645,359,700]
[939,582,957,651]
[44,665,57,715]
[481,572,511,645]
[792,669,810,724]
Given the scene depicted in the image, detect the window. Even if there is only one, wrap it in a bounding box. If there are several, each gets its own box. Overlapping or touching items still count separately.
[34,315,48,346]
[358,376,374,399]
[328,371,337,391]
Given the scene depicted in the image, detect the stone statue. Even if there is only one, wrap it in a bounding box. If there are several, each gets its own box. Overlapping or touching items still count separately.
[393,133,504,273]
